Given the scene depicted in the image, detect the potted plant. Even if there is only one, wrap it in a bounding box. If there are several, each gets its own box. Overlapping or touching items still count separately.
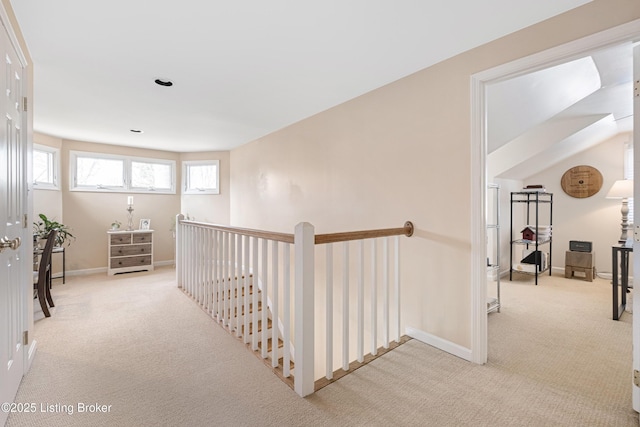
[33,213,75,248]
[111,220,122,230]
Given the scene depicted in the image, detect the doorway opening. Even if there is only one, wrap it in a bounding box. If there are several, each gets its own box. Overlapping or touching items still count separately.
[471,19,640,366]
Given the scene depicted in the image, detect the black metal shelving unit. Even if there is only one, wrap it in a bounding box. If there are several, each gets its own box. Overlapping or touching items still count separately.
[509,191,553,285]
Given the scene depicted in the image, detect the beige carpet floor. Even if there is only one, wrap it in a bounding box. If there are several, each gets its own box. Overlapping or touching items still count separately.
[5,267,638,426]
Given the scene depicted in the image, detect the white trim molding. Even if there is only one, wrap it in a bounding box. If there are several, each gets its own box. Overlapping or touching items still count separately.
[406,327,473,362]
[67,260,175,277]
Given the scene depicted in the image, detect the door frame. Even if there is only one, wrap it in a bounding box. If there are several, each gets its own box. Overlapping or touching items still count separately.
[470,19,640,370]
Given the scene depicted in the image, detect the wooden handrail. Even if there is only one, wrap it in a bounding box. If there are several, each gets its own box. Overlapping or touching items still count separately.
[180,220,294,243]
[314,221,414,245]
[179,219,414,245]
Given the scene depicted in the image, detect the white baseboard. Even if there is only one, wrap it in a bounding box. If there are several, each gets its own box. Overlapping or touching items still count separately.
[67,260,175,277]
[406,326,473,362]
[67,267,107,276]
[551,266,563,275]
[155,260,175,267]
[505,266,630,282]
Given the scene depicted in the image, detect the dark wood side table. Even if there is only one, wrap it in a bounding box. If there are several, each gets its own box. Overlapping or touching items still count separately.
[612,245,632,320]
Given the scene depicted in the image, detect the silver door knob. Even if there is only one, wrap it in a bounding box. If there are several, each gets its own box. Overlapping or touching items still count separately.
[0,236,21,252]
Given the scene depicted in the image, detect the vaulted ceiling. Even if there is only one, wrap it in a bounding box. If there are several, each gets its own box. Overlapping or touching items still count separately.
[488,42,633,181]
[10,0,592,152]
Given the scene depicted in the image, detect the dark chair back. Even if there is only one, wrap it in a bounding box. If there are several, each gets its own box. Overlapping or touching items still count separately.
[38,229,58,277]
[35,229,58,317]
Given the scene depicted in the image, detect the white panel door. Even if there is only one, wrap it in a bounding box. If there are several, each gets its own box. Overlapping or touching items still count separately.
[0,19,27,426]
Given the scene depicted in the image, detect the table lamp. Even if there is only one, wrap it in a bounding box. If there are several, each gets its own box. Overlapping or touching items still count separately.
[606,179,634,244]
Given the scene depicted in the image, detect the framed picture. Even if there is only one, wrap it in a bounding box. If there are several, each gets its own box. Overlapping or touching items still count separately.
[139,219,151,230]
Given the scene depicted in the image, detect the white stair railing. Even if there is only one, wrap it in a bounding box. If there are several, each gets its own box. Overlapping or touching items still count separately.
[175,215,413,397]
[313,223,413,386]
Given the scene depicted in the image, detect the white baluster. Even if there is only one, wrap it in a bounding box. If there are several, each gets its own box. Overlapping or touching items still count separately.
[197,227,202,304]
[207,230,216,317]
[371,239,377,356]
[230,233,236,333]
[218,231,226,325]
[202,228,211,313]
[252,236,259,351]
[326,243,333,379]
[261,239,268,359]
[383,237,389,349]
[272,240,279,368]
[187,225,192,296]
[244,235,250,343]
[175,214,183,288]
[192,227,197,300]
[183,224,187,291]
[283,243,291,377]
[214,230,220,320]
[357,239,364,363]
[223,232,229,327]
[184,225,189,294]
[202,228,206,306]
[236,234,243,336]
[342,241,349,372]
[395,236,400,342]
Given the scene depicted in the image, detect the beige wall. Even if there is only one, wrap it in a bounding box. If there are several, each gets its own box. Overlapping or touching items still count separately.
[60,140,181,272]
[32,134,64,274]
[32,137,231,272]
[33,133,63,225]
[180,151,230,224]
[230,0,640,349]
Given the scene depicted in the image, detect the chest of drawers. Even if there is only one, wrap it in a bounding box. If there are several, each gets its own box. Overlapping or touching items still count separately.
[107,230,154,275]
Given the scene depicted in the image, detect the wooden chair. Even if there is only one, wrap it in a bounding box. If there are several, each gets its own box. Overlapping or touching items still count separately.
[34,229,58,317]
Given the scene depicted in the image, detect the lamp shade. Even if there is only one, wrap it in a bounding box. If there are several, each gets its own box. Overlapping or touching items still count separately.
[606,179,634,199]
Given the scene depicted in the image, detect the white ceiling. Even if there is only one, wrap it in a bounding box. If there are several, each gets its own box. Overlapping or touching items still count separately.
[9,0,592,152]
[488,42,633,180]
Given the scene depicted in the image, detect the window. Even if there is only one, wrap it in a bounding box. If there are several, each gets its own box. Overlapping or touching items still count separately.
[183,160,219,194]
[75,154,125,189]
[70,150,175,193]
[131,160,173,191]
[33,144,60,190]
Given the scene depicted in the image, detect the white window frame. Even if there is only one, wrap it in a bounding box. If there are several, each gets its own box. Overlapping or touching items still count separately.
[33,144,60,190]
[70,150,176,194]
[182,160,220,195]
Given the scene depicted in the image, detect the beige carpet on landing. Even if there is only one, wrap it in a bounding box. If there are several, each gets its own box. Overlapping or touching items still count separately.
[5,267,638,426]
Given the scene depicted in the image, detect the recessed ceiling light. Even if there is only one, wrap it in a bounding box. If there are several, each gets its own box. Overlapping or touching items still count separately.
[154,78,173,87]
[130,129,144,134]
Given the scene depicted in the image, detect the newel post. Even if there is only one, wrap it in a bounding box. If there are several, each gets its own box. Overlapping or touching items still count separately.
[294,222,315,397]
[175,214,184,288]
